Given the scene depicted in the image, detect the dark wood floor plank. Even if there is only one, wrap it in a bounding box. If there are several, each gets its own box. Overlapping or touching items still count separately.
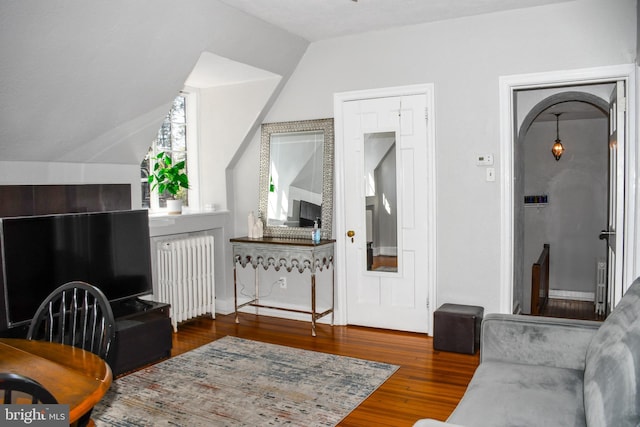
[540,298,605,321]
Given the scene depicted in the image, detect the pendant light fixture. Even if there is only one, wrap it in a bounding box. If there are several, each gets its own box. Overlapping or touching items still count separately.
[551,113,565,161]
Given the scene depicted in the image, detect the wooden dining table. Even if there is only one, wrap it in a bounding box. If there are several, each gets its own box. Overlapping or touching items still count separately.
[0,337,112,424]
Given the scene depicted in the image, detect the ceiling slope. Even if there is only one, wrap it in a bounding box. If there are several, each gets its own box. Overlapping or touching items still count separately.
[217,0,576,41]
[0,0,308,164]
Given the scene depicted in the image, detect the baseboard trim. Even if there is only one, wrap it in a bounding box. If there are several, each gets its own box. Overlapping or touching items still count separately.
[548,289,594,302]
[378,246,398,257]
[215,298,235,315]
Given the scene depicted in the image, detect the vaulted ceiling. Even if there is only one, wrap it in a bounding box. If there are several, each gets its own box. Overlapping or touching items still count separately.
[0,0,579,165]
[217,0,576,41]
[0,1,308,164]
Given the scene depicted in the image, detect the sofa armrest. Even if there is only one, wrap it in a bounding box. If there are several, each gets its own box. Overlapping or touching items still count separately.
[481,313,600,370]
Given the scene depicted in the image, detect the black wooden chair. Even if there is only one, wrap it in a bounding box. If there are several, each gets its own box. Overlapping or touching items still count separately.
[0,372,57,404]
[27,281,116,363]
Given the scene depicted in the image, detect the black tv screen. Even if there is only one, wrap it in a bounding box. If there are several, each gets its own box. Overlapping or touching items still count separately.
[0,209,153,329]
[299,200,321,227]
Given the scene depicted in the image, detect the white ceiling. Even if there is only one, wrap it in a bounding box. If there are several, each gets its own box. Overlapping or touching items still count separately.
[190,0,578,88]
[191,0,607,119]
[187,1,609,121]
[217,0,576,42]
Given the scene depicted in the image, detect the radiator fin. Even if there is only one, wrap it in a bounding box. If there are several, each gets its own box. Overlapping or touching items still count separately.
[595,260,606,316]
[157,235,215,332]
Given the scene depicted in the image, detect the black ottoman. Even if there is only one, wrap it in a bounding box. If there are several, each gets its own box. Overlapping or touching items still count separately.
[433,303,484,354]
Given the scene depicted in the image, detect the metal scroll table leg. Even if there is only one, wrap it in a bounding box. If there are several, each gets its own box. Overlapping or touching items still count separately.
[234,265,240,324]
[311,272,317,337]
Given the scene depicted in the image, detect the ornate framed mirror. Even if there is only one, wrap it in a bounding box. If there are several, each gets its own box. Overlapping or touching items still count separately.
[258,118,334,239]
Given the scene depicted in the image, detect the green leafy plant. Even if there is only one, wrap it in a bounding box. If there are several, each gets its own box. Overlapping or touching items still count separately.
[148,152,189,198]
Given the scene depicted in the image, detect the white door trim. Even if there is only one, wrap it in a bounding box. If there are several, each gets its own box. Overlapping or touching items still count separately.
[333,84,437,332]
[498,64,638,313]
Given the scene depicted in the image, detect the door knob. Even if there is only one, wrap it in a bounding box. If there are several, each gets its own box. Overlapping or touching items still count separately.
[599,230,614,240]
[347,230,355,242]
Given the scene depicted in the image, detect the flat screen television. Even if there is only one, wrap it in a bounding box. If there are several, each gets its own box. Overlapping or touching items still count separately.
[298,200,321,227]
[0,209,153,330]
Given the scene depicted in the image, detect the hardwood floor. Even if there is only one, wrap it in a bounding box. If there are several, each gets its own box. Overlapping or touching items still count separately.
[121,301,601,425]
[166,313,480,427]
[539,298,605,321]
[371,255,398,270]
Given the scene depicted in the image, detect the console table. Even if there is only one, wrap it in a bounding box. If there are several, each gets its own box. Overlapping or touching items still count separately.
[230,237,335,336]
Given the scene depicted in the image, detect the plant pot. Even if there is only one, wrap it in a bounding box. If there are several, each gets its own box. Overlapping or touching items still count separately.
[166,199,183,215]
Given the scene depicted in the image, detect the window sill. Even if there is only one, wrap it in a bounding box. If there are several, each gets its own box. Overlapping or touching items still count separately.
[148,209,230,237]
[148,208,227,218]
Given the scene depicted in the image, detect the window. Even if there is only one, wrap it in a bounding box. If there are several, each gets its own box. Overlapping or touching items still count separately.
[141,93,198,211]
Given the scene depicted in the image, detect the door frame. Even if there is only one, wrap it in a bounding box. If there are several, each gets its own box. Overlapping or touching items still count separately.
[498,64,638,313]
[333,84,437,331]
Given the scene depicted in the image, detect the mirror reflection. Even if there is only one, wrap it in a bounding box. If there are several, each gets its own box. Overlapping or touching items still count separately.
[364,132,398,272]
[268,130,324,228]
[259,118,334,240]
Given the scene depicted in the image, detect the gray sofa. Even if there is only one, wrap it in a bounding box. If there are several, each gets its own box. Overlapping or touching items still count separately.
[414,277,640,427]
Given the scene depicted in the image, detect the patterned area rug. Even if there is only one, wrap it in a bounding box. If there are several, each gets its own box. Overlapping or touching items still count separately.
[93,336,398,426]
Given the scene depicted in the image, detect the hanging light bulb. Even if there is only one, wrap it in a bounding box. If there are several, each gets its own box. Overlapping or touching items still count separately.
[551,113,565,161]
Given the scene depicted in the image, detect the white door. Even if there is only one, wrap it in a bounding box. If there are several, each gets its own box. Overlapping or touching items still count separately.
[341,93,434,333]
[601,81,626,311]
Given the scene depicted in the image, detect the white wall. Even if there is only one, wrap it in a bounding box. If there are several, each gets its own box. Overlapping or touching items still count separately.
[198,77,281,211]
[232,0,636,316]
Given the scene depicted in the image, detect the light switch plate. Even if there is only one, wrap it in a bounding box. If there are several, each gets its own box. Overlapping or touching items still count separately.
[486,167,496,182]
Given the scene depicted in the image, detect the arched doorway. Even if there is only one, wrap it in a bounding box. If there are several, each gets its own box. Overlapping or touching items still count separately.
[499,65,637,320]
[515,90,610,319]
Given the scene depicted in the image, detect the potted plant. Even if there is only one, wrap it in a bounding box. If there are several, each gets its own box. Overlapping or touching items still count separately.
[148,151,189,214]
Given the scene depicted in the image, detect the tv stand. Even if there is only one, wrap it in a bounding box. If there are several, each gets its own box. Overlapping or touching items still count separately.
[111,297,157,318]
[110,298,172,376]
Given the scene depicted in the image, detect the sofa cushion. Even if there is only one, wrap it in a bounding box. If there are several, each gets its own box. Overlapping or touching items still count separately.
[584,279,640,427]
[447,361,586,427]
